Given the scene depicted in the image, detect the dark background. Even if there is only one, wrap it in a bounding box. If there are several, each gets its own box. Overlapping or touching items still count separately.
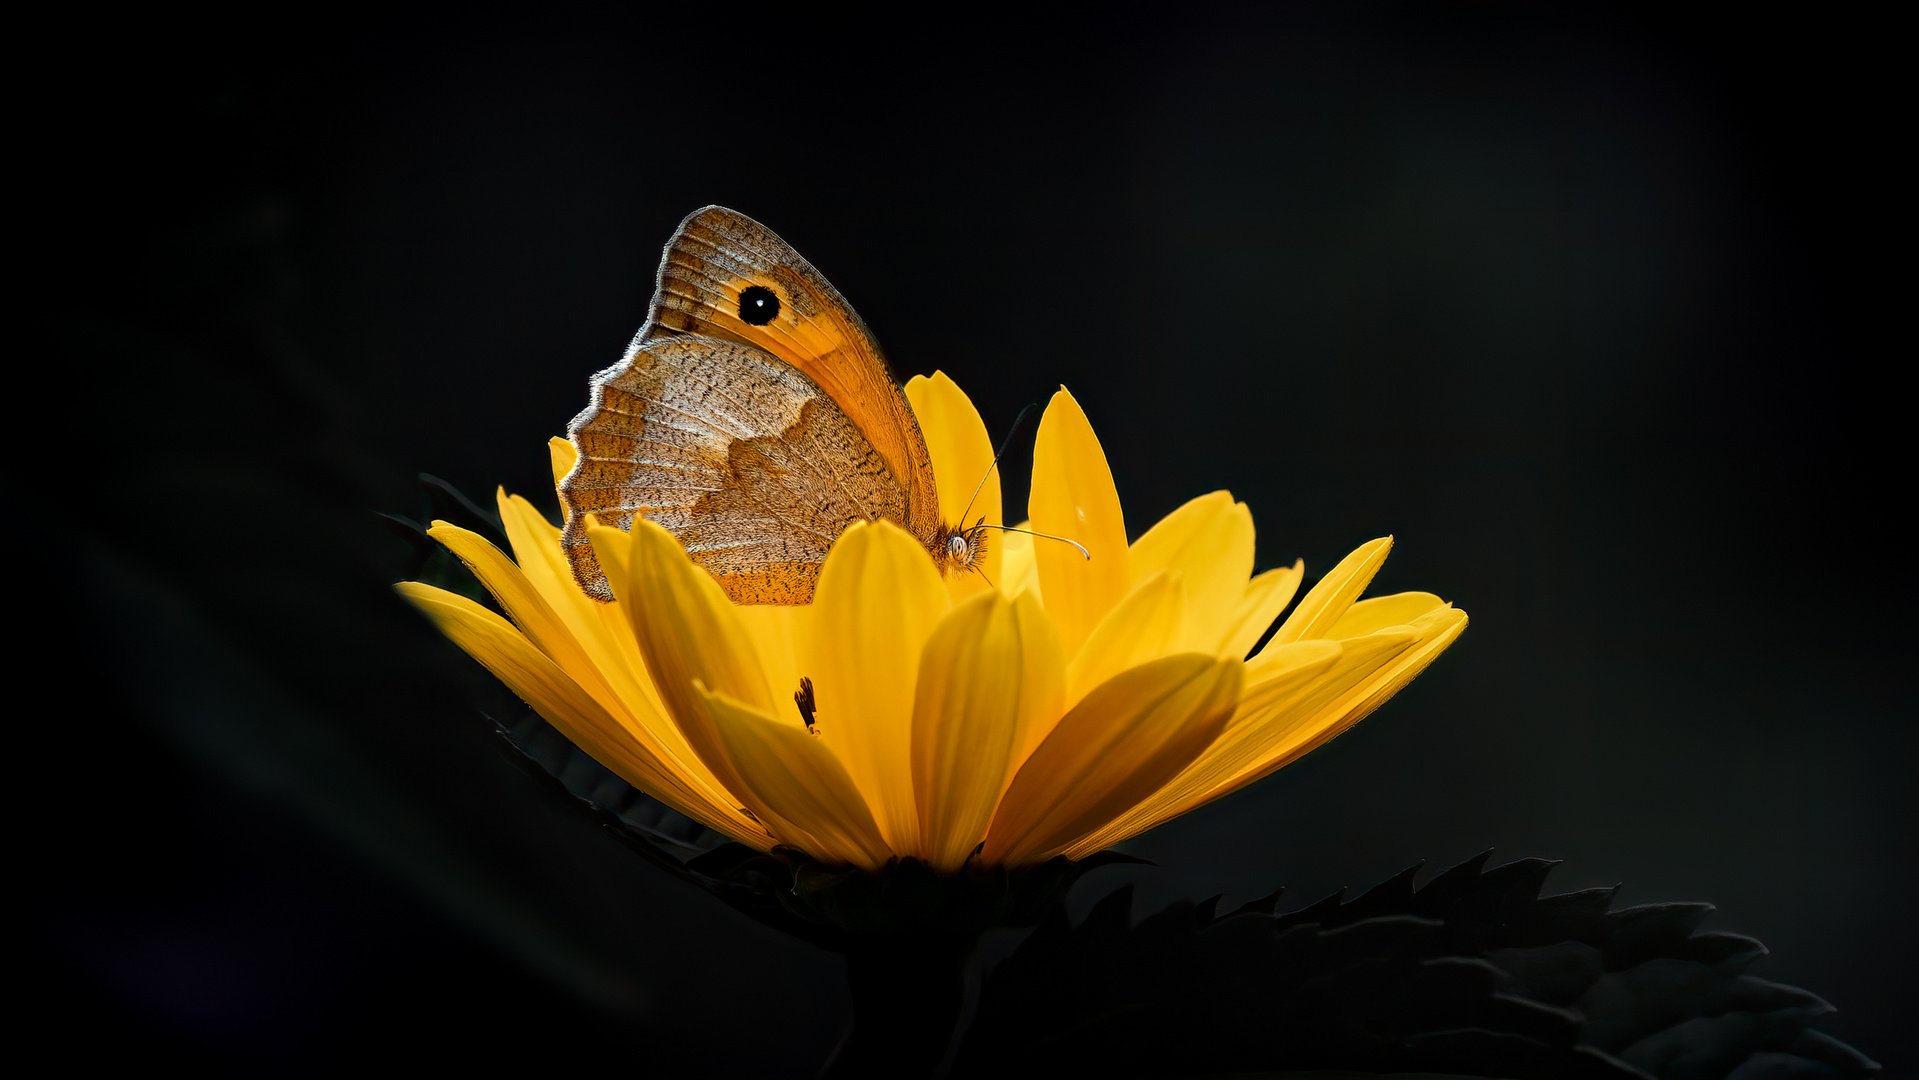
[20,4,1909,1074]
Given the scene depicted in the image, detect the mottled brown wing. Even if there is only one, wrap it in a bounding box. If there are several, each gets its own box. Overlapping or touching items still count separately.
[637,206,938,544]
[560,335,907,604]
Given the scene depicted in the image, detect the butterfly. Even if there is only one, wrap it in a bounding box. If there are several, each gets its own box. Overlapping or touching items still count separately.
[558,206,989,604]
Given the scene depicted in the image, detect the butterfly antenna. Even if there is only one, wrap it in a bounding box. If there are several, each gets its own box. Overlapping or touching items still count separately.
[957,403,1040,529]
[979,524,1091,560]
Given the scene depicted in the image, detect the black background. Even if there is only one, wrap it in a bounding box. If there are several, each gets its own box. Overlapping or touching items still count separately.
[21,4,1910,1074]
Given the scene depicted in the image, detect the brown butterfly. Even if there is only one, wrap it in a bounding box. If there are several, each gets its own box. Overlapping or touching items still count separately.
[558,206,990,604]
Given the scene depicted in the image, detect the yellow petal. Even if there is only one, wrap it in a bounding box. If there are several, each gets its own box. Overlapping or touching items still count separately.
[593,589,668,718]
[1066,570,1186,708]
[1329,591,1449,639]
[1188,611,1464,810]
[397,581,607,748]
[548,435,578,495]
[449,505,746,823]
[1237,625,1419,739]
[425,521,622,710]
[997,520,1042,601]
[983,652,1243,866]
[1077,607,1466,854]
[1217,561,1305,658]
[1028,388,1129,658]
[911,590,1064,872]
[600,519,775,808]
[1064,638,1357,855]
[396,582,768,847]
[1229,638,1350,728]
[905,371,1003,602]
[1128,492,1254,652]
[804,519,953,853]
[492,493,660,716]
[1307,605,1468,757]
[734,603,808,725]
[494,490,569,606]
[1006,590,1070,765]
[1266,536,1393,647]
[697,683,893,870]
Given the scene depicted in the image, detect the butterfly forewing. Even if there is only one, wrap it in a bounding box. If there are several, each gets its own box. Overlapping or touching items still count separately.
[644,208,938,537]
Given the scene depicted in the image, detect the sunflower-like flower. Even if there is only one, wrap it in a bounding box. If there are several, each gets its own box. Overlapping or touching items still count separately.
[399,376,1464,873]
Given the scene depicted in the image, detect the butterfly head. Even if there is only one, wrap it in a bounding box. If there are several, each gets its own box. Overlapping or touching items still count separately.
[930,518,990,576]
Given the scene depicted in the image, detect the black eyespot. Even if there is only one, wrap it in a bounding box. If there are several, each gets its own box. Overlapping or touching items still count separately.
[738,285,780,326]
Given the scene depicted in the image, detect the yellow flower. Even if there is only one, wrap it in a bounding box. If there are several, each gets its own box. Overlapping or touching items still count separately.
[398,375,1465,872]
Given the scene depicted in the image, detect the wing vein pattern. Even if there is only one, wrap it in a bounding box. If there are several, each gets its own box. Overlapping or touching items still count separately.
[558,205,944,605]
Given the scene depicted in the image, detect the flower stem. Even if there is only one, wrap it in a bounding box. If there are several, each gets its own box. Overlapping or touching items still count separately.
[820,934,972,1079]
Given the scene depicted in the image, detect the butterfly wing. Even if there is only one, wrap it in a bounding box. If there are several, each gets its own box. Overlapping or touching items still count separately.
[639,206,939,540]
[561,334,909,604]
[559,206,944,604]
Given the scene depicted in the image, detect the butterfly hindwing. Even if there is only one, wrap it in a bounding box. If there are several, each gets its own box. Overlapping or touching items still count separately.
[561,334,907,604]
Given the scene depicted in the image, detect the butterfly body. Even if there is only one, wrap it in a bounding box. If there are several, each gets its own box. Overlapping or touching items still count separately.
[560,207,986,604]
